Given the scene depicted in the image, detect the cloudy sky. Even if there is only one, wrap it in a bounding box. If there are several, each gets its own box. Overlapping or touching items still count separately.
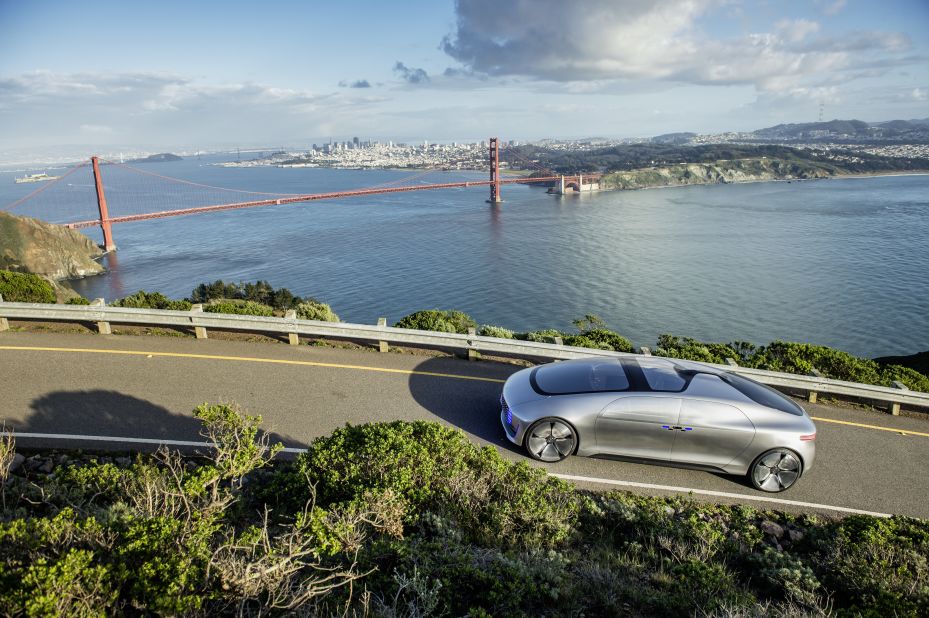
[1,0,927,156]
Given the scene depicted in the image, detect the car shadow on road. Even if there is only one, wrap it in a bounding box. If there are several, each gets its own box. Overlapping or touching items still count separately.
[16,390,306,454]
[407,356,524,455]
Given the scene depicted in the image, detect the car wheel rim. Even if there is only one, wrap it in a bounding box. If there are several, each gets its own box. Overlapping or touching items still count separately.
[527,420,576,462]
[753,450,800,491]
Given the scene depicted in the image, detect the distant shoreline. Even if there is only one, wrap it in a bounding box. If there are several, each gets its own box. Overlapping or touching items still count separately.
[594,168,929,193]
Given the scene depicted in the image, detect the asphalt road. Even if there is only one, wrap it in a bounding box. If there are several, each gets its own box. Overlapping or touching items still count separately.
[2,331,928,518]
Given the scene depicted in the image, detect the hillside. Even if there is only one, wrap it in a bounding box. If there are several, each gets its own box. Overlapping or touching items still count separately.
[599,158,836,190]
[0,211,104,281]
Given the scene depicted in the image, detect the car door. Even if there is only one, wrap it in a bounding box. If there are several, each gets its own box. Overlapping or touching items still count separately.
[671,398,756,469]
[595,396,682,460]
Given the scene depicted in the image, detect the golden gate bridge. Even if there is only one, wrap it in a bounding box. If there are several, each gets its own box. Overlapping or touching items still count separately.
[4,138,600,252]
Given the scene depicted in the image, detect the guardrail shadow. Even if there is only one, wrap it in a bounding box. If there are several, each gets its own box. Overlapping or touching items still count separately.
[17,390,305,454]
[407,356,523,454]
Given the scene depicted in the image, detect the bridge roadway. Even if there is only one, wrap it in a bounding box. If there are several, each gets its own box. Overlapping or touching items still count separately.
[2,331,928,519]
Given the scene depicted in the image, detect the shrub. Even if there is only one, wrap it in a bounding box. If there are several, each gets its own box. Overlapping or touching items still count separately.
[191,279,304,310]
[744,546,821,605]
[517,328,565,344]
[295,300,340,322]
[112,290,192,311]
[0,270,56,303]
[203,300,274,317]
[516,315,634,353]
[190,280,240,304]
[655,335,929,393]
[565,328,634,352]
[880,364,929,392]
[811,515,929,616]
[394,310,476,334]
[478,325,514,339]
[297,421,580,549]
[655,333,747,364]
[760,341,882,383]
[65,296,91,305]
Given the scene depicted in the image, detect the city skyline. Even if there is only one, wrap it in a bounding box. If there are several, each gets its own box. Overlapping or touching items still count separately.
[2,0,928,157]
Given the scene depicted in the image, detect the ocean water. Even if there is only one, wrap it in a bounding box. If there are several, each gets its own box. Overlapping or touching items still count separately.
[1,157,927,358]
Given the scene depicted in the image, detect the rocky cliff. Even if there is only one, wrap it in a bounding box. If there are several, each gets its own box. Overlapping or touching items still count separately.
[599,158,835,191]
[0,211,104,280]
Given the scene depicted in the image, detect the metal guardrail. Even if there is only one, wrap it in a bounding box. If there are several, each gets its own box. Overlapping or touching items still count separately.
[1,299,927,413]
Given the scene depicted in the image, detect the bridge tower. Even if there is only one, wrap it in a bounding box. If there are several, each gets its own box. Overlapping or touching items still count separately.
[91,156,116,252]
[487,137,502,204]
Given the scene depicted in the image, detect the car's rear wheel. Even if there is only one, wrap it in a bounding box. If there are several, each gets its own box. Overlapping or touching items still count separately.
[525,418,577,462]
[750,448,802,492]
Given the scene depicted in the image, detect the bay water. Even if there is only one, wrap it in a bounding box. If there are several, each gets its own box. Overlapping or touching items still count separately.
[2,156,926,358]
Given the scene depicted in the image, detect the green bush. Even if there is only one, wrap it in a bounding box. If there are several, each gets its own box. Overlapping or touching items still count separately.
[295,300,340,322]
[203,300,274,317]
[655,333,751,364]
[880,364,929,392]
[517,328,565,343]
[2,410,929,616]
[744,546,821,604]
[394,309,476,334]
[655,335,929,393]
[112,290,192,311]
[564,328,634,352]
[65,296,91,305]
[812,516,929,616]
[190,279,304,309]
[0,270,56,303]
[478,325,514,339]
[297,421,580,549]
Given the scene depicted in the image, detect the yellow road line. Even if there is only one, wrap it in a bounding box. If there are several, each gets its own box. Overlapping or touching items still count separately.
[0,345,507,384]
[3,345,927,438]
[811,416,929,438]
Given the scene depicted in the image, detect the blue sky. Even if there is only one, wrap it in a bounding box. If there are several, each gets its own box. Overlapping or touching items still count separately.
[1,0,927,158]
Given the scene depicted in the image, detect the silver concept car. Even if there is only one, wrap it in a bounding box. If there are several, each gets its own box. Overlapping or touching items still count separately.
[500,356,817,492]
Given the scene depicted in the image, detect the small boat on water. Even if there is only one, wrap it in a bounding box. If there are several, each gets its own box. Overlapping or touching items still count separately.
[15,173,60,184]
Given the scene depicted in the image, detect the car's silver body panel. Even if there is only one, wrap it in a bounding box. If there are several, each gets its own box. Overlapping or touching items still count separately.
[501,357,816,478]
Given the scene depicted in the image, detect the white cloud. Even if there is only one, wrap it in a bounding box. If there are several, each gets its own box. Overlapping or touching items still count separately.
[441,0,917,93]
[0,70,393,150]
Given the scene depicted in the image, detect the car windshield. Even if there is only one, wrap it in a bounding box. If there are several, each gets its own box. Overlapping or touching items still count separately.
[532,360,629,395]
[723,372,805,415]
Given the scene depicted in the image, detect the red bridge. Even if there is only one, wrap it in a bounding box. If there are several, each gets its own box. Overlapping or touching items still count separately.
[5,138,600,252]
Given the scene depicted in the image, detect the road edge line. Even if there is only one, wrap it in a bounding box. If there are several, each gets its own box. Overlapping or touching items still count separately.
[550,473,893,517]
[4,431,895,517]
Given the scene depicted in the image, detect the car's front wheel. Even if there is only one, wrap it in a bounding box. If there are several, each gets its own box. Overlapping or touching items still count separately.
[749,448,802,492]
[525,418,577,462]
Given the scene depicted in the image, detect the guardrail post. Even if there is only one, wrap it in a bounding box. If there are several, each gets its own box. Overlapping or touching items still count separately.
[191,304,208,339]
[725,358,739,367]
[807,367,824,403]
[91,298,111,334]
[377,318,388,353]
[285,310,299,345]
[640,346,651,356]
[890,381,909,415]
[467,327,480,361]
[554,336,564,346]
[0,293,8,331]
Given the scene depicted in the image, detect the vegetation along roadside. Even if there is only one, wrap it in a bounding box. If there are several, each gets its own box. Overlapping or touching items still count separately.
[1,406,927,615]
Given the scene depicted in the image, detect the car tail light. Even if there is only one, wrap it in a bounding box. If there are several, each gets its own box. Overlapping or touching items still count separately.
[800,433,816,441]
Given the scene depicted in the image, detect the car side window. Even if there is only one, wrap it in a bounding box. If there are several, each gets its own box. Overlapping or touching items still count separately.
[637,359,687,392]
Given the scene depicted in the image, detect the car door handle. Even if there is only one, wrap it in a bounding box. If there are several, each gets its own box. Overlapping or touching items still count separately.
[661,425,693,431]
